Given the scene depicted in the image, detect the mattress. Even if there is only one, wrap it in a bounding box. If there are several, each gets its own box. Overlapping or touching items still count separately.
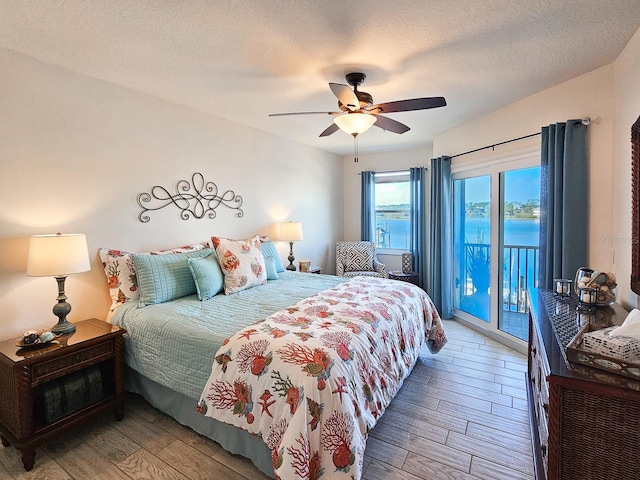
[111,272,347,400]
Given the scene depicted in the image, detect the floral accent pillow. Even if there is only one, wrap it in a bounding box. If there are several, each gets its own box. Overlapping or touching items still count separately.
[99,242,209,321]
[211,235,267,294]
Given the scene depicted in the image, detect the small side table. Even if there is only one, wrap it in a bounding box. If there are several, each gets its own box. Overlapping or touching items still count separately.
[0,318,126,471]
[389,271,418,285]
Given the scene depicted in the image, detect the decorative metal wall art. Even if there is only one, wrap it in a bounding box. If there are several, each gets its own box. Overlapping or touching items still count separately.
[137,172,244,223]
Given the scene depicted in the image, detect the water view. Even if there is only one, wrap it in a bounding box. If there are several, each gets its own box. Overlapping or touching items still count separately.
[375,216,540,249]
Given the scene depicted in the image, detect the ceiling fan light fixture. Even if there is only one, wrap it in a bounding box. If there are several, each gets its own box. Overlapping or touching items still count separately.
[334,113,377,136]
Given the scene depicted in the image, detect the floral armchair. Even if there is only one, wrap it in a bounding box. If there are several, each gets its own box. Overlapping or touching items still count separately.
[335,241,388,279]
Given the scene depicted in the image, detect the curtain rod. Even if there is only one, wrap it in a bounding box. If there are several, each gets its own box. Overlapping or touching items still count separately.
[451,117,591,159]
[450,132,541,159]
[357,169,414,176]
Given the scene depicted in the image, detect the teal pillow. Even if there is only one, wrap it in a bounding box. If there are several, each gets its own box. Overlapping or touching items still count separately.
[188,254,224,300]
[264,256,279,281]
[260,241,285,273]
[132,248,213,306]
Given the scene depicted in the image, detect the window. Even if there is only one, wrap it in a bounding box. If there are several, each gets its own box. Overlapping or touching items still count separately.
[374,171,410,250]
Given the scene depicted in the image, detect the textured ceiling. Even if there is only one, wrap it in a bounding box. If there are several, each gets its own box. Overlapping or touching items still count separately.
[2,1,639,155]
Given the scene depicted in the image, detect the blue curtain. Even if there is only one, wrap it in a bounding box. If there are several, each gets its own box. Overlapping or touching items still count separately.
[539,120,588,289]
[428,157,453,318]
[410,167,427,288]
[360,171,376,241]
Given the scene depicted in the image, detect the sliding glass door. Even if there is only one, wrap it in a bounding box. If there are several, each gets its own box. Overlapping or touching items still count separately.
[453,159,540,343]
[499,167,540,340]
[453,175,491,322]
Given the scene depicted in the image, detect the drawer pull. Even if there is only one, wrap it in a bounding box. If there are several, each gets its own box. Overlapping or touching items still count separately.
[75,355,82,363]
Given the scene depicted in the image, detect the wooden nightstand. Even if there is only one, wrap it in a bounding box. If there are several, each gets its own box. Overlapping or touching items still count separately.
[0,318,126,471]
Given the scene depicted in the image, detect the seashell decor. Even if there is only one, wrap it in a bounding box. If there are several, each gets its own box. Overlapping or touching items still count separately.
[574,267,617,306]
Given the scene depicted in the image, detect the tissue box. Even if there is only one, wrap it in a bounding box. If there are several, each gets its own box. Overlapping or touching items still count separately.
[582,327,640,361]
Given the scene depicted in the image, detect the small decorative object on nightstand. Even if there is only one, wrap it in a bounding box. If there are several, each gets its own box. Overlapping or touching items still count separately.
[299,259,311,272]
[388,270,418,285]
[0,318,126,471]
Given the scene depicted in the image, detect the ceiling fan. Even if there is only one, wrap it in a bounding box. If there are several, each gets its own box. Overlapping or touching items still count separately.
[269,72,447,138]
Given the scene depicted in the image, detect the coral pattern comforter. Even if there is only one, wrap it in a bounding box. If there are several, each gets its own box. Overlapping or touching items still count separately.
[198,276,446,480]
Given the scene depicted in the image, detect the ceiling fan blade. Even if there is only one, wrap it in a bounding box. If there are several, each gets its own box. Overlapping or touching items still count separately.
[329,83,360,111]
[269,111,340,117]
[371,97,447,114]
[319,123,340,137]
[372,115,410,134]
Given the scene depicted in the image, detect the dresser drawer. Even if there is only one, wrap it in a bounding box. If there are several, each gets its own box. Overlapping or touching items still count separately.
[31,342,113,384]
[529,320,550,470]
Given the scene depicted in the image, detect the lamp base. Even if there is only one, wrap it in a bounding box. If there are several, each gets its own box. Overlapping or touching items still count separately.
[286,241,297,271]
[50,319,76,335]
[51,275,76,335]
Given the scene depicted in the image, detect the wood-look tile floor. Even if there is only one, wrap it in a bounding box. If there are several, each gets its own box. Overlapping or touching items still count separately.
[0,320,534,480]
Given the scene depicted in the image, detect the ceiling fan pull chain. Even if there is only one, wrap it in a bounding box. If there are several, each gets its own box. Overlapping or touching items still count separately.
[354,134,359,162]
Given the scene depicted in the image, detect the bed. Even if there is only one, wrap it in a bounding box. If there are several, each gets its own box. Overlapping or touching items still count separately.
[100,237,446,480]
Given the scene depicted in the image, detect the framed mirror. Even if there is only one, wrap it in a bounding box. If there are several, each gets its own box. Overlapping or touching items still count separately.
[632,116,640,295]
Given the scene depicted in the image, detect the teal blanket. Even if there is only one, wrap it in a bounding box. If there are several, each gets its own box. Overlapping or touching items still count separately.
[111,272,346,400]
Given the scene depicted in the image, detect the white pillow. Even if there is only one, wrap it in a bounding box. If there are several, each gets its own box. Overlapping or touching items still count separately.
[211,235,267,294]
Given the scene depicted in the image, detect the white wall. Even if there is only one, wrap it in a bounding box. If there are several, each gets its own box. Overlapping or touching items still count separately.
[0,49,343,340]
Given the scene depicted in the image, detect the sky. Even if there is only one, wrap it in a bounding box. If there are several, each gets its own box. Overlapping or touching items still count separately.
[376,182,409,205]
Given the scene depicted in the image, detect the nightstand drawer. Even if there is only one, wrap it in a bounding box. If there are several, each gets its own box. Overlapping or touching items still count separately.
[32,342,113,384]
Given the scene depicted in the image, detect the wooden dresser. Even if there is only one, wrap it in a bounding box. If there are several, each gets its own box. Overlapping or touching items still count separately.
[527,289,640,480]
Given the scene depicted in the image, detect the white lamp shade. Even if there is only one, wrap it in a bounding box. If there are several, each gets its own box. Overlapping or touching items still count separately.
[334,113,377,135]
[277,222,303,242]
[27,233,91,277]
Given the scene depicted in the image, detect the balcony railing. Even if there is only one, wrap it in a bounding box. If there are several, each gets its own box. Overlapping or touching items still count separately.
[503,244,539,312]
[461,243,539,314]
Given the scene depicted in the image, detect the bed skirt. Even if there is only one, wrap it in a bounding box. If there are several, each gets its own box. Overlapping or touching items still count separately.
[124,367,275,478]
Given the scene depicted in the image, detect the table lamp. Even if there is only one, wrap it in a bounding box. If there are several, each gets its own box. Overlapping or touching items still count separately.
[26,233,91,334]
[277,222,303,271]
